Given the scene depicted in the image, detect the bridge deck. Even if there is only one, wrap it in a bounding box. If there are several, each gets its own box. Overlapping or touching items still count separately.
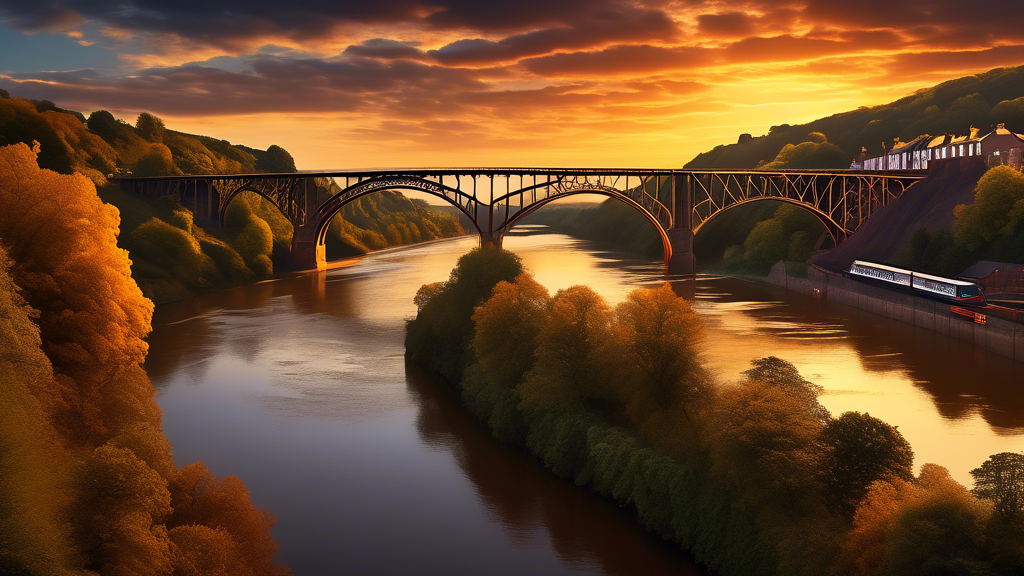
[113,167,926,181]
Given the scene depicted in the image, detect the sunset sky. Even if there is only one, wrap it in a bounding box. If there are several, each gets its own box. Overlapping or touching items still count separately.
[2,0,1023,169]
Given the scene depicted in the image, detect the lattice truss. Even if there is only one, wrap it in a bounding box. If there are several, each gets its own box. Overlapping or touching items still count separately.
[688,171,921,242]
[117,169,924,245]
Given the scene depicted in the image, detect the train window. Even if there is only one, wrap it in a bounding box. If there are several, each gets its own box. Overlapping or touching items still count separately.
[960,285,981,299]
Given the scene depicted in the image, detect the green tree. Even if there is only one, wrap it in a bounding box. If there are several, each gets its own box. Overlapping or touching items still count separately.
[971,452,1024,522]
[954,165,1024,250]
[136,112,166,143]
[87,110,120,140]
[820,412,915,518]
[257,145,296,173]
[744,218,787,271]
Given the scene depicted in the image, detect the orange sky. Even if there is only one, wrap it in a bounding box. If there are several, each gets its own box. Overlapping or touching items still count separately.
[2,0,1023,168]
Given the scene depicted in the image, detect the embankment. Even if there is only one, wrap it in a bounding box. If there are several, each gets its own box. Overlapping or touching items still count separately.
[814,158,987,272]
[764,262,1024,362]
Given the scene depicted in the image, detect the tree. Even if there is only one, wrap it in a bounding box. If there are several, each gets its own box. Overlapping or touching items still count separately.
[971,452,1024,522]
[518,285,615,414]
[69,444,174,576]
[169,525,235,576]
[954,165,1024,250]
[743,356,829,422]
[87,110,120,140]
[820,412,915,518]
[257,145,296,173]
[971,452,1024,573]
[472,273,551,389]
[707,377,826,517]
[881,464,991,575]
[168,463,290,576]
[761,134,848,170]
[0,143,157,445]
[0,246,79,576]
[743,218,787,270]
[611,283,710,437]
[133,143,180,177]
[136,113,166,143]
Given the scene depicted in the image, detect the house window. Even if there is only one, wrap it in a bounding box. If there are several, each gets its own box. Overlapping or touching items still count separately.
[960,144,964,156]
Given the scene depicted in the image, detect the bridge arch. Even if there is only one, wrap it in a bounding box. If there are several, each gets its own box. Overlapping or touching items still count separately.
[312,175,484,254]
[693,196,844,247]
[217,185,291,227]
[494,188,674,266]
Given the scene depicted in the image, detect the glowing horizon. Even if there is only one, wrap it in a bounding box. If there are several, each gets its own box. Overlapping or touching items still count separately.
[2,1,1023,168]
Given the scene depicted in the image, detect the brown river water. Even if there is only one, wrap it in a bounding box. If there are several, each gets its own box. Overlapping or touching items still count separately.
[146,228,1024,575]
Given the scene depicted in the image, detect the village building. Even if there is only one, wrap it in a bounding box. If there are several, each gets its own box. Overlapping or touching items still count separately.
[861,123,1024,171]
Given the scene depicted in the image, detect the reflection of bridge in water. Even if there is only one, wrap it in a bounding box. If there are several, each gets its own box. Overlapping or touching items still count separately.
[115,168,924,274]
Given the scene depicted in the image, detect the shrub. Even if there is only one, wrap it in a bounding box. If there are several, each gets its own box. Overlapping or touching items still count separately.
[235,218,274,265]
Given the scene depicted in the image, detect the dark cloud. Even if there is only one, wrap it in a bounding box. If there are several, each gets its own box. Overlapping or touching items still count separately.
[696,12,755,37]
[342,39,431,62]
[0,0,663,49]
[523,45,711,76]
[431,7,677,66]
[4,56,489,116]
[802,0,1024,43]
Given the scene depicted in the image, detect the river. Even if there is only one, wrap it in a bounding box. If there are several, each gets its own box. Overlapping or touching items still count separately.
[146,229,1024,575]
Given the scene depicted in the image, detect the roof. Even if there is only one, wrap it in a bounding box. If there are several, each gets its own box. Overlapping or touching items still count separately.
[927,135,949,148]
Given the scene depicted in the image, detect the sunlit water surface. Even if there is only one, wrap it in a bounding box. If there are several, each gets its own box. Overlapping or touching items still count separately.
[147,229,1023,575]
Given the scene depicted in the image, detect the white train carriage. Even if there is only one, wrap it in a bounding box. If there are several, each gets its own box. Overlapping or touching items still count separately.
[848,260,986,304]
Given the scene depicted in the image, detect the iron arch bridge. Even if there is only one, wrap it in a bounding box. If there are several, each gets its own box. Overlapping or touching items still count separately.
[115,168,924,274]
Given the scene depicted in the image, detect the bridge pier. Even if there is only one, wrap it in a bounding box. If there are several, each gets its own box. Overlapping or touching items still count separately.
[667,227,696,276]
[290,224,325,271]
[481,231,503,249]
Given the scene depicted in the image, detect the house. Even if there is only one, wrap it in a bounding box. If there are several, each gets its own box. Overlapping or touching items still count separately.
[979,124,1024,170]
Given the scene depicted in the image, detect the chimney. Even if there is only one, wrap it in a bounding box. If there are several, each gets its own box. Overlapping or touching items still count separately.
[997,123,1006,130]
[969,125,979,139]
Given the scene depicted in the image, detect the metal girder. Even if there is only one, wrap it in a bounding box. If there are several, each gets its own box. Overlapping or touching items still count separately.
[114,168,925,249]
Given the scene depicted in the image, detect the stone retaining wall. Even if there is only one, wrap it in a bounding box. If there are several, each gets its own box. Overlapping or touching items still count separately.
[764,262,1024,362]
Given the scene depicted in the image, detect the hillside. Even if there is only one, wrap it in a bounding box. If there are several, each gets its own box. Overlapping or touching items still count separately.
[686,65,1024,169]
[0,89,464,302]
[814,162,988,273]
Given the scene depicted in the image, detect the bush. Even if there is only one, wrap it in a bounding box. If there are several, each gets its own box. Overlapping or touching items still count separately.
[744,218,787,271]
[133,143,181,177]
[235,218,274,275]
[130,217,215,290]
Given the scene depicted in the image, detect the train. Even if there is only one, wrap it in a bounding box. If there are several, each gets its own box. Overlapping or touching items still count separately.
[848,260,986,304]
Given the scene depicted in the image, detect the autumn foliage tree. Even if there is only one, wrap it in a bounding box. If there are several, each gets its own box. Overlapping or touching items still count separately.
[0,143,290,576]
[518,285,615,414]
[610,283,710,448]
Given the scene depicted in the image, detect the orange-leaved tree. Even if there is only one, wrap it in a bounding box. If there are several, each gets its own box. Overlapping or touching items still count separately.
[0,142,157,447]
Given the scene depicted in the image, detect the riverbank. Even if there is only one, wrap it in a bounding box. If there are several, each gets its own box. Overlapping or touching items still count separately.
[741,262,1024,363]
